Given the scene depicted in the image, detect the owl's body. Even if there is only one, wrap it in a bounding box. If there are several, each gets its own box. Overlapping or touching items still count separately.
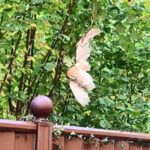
[67,65,95,91]
[67,28,100,106]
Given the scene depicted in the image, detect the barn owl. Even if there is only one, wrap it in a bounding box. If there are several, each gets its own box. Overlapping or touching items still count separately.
[67,28,100,106]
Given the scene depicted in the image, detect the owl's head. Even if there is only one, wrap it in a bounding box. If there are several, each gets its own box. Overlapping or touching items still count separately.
[66,66,78,81]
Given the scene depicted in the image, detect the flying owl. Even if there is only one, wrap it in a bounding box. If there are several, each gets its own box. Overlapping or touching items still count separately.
[67,28,100,106]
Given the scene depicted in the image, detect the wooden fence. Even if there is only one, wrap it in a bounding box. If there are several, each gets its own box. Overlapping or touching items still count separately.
[53,125,150,150]
[0,96,149,150]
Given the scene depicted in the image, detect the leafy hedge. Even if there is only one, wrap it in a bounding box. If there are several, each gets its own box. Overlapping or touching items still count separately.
[0,0,150,133]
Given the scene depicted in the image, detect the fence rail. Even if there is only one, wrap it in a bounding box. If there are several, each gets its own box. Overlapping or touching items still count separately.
[54,125,150,141]
[53,125,150,150]
[0,96,149,150]
[0,119,36,132]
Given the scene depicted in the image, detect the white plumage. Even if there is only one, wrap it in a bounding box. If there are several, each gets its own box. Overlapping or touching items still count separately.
[69,81,90,107]
[67,28,100,106]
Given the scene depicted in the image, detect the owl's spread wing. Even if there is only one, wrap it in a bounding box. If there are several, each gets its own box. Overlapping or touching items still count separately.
[76,28,100,64]
[69,80,90,106]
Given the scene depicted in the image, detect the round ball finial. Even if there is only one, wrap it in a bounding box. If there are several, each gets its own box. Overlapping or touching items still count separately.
[30,95,53,118]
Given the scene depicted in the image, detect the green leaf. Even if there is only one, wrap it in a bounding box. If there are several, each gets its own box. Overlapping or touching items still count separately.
[44,62,56,72]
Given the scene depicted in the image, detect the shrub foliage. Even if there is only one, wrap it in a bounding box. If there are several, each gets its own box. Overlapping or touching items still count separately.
[0,0,150,132]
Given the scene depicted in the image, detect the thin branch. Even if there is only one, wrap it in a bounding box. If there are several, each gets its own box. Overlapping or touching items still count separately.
[7,40,15,114]
[16,27,36,119]
[0,31,7,39]
[0,31,22,93]
[48,51,64,97]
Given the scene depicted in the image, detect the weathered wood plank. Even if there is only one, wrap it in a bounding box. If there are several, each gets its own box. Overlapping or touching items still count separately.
[0,132,15,150]
[114,141,129,150]
[66,138,83,150]
[15,133,35,150]
[142,145,150,150]
[130,143,142,150]
[83,143,99,150]
[100,142,114,150]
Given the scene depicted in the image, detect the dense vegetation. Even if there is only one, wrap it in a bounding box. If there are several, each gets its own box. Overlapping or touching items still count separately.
[0,0,150,133]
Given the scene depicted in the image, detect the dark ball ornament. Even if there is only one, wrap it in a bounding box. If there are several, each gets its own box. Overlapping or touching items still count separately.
[30,95,53,118]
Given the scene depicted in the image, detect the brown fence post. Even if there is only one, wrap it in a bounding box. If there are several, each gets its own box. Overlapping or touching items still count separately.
[30,95,53,150]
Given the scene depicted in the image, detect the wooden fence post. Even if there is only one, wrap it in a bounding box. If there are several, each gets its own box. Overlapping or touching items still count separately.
[30,95,53,150]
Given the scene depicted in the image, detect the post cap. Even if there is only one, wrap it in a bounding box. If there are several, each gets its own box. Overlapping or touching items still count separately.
[30,95,53,119]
